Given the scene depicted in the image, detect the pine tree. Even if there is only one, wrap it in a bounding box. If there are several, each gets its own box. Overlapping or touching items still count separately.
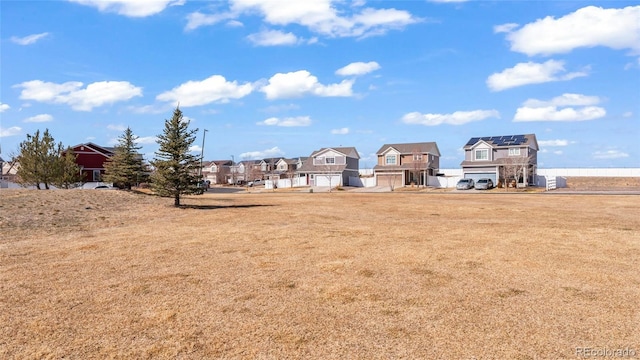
[16,129,60,189]
[52,146,83,189]
[151,106,202,207]
[104,127,147,190]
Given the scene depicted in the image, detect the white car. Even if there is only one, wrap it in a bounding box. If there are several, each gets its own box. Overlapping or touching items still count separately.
[456,178,474,190]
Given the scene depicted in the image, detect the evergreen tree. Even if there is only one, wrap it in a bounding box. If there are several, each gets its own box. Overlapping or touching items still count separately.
[151,106,202,206]
[104,127,147,189]
[16,129,60,189]
[52,146,83,189]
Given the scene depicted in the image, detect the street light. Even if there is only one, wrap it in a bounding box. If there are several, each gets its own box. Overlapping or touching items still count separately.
[199,129,208,178]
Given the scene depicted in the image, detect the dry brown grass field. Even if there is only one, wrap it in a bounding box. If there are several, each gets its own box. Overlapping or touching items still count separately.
[1,189,638,359]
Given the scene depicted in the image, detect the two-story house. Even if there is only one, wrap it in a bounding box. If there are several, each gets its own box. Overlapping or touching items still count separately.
[460,134,538,187]
[373,142,441,187]
[202,160,232,185]
[70,143,115,182]
[296,147,360,187]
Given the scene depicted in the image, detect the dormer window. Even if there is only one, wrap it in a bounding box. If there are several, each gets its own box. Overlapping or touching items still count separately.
[509,148,521,156]
[474,149,488,161]
[325,157,335,164]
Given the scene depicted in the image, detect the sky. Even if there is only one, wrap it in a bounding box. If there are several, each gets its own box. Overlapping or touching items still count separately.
[1,0,639,169]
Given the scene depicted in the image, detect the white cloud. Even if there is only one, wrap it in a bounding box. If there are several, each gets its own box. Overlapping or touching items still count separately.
[156,75,254,107]
[514,93,606,122]
[538,139,571,147]
[331,127,350,134]
[515,106,605,122]
[247,29,300,46]
[402,109,500,126]
[240,146,284,159]
[502,5,640,56]
[70,0,184,17]
[189,145,202,153]
[107,124,127,131]
[622,111,633,118]
[0,103,9,112]
[493,23,518,34]
[10,32,50,45]
[261,70,353,99]
[593,150,629,160]
[553,150,563,155]
[185,11,237,31]
[0,126,22,137]
[188,0,419,38]
[14,80,142,111]
[137,136,158,145]
[523,93,601,108]
[487,60,588,91]
[128,104,172,114]
[336,61,380,76]
[257,116,312,127]
[24,114,53,123]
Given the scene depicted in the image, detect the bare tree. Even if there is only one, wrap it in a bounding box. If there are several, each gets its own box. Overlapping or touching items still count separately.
[501,155,534,191]
[286,162,297,188]
[411,149,426,187]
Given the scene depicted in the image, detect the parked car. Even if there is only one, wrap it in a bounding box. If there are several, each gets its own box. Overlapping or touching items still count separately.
[456,178,474,190]
[248,179,264,187]
[93,185,114,190]
[475,178,494,190]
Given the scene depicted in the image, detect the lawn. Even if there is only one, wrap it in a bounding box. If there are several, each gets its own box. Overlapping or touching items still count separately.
[1,190,638,359]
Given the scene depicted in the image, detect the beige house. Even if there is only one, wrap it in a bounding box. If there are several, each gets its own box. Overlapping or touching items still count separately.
[374,142,440,187]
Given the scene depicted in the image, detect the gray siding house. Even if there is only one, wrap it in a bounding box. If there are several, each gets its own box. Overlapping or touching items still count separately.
[296,147,360,187]
[460,134,538,187]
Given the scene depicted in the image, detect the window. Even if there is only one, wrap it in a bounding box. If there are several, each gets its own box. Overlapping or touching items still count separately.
[413,154,423,161]
[93,170,101,181]
[509,148,521,156]
[475,149,488,161]
[386,155,397,165]
[325,157,335,164]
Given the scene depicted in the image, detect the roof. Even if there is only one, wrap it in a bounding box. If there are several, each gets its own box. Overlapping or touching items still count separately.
[296,147,359,173]
[463,134,538,150]
[71,142,115,156]
[376,142,440,156]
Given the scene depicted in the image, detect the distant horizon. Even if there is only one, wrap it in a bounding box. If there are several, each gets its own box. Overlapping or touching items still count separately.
[1,1,638,169]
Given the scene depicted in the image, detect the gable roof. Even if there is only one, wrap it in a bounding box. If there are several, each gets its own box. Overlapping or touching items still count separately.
[464,134,538,150]
[310,147,360,159]
[376,142,440,157]
[71,142,114,156]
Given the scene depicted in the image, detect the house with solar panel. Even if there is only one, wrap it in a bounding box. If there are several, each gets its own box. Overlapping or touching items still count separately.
[460,134,538,187]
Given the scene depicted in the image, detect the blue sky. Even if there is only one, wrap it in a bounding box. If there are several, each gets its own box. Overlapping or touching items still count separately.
[1,0,639,169]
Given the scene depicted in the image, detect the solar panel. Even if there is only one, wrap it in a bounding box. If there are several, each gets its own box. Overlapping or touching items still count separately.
[481,137,491,141]
[466,137,480,146]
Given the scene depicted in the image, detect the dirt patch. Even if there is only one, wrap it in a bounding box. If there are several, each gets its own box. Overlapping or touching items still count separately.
[565,177,640,191]
[1,189,639,359]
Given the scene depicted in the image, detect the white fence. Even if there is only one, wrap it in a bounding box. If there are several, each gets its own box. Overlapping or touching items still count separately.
[537,168,640,177]
[349,176,376,187]
[440,168,639,177]
[429,176,461,188]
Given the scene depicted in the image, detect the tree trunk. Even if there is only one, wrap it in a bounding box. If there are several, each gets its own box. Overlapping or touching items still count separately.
[174,194,180,207]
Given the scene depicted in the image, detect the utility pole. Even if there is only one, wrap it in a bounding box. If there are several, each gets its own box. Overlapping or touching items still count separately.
[231,154,235,185]
[199,129,208,178]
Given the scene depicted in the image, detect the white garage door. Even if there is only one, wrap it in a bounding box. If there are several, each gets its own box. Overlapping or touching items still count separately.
[315,174,341,187]
[464,172,497,183]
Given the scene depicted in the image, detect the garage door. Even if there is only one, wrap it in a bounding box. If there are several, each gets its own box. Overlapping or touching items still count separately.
[376,173,402,187]
[463,172,497,184]
[315,174,341,187]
